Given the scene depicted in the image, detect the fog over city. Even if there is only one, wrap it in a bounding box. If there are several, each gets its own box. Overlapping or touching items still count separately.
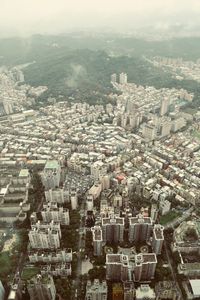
[1,0,200,36]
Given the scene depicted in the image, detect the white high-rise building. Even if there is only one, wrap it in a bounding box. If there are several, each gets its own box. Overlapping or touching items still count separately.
[152,224,164,255]
[29,221,61,249]
[111,73,117,84]
[160,98,170,116]
[41,202,70,225]
[45,188,64,203]
[3,100,13,115]
[143,125,156,141]
[136,284,156,300]
[119,73,128,84]
[28,248,72,264]
[160,121,172,137]
[91,226,103,256]
[86,194,94,211]
[85,280,107,300]
[70,189,78,210]
[41,161,61,190]
[0,280,5,300]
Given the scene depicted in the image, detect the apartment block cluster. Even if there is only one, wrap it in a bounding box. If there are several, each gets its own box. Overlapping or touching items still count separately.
[0,167,31,224]
[27,160,73,280]
[151,56,200,83]
[0,67,48,117]
[1,66,200,299]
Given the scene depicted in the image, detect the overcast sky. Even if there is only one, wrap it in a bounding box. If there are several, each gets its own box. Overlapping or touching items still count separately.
[1,0,200,37]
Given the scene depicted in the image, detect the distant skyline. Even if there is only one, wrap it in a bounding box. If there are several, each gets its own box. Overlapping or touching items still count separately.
[1,0,200,37]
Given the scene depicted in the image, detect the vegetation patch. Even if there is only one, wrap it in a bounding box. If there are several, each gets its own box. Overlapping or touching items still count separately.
[21,267,40,281]
[160,211,181,225]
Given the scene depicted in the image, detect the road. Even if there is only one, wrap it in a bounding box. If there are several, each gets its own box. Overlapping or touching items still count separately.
[164,241,183,299]
[73,200,86,299]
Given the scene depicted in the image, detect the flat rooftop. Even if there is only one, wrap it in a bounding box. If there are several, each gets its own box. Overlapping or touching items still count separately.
[130,216,152,225]
[154,226,164,240]
[45,160,59,169]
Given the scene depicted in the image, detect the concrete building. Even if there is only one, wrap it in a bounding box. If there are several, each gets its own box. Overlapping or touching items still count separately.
[41,263,71,277]
[106,254,131,282]
[160,98,170,116]
[91,161,107,181]
[112,283,123,300]
[136,285,156,300]
[134,253,157,282]
[45,188,65,203]
[111,73,117,84]
[3,100,13,115]
[119,73,128,85]
[143,125,156,141]
[150,204,158,222]
[155,281,181,300]
[27,274,56,300]
[160,121,172,137]
[70,188,78,210]
[0,281,5,300]
[173,221,200,254]
[28,248,72,264]
[152,224,164,255]
[85,280,107,300]
[29,221,61,249]
[41,202,69,225]
[123,282,135,300]
[91,226,103,256]
[129,214,153,243]
[86,194,94,211]
[102,215,124,243]
[41,160,61,190]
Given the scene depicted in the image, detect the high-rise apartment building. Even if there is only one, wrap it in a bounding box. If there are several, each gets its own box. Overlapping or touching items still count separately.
[119,73,128,84]
[41,202,69,225]
[0,280,5,300]
[41,161,61,190]
[106,254,131,282]
[129,214,153,243]
[85,280,107,300]
[160,98,170,116]
[111,73,117,84]
[102,215,124,243]
[91,226,103,256]
[152,224,164,255]
[45,188,65,204]
[27,274,56,300]
[143,125,156,141]
[134,253,157,282]
[29,221,61,249]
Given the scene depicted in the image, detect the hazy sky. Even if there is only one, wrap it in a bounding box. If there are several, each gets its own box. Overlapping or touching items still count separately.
[1,0,200,36]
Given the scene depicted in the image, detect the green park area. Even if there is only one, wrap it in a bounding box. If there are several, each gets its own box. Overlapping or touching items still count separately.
[21,267,40,281]
[193,130,200,140]
[160,211,181,225]
[0,252,12,280]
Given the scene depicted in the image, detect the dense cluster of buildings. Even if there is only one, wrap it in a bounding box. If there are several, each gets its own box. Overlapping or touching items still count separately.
[151,56,200,83]
[0,65,200,300]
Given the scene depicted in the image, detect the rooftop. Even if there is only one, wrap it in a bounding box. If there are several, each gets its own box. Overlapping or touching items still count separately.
[190,280,200,296]
[45,160,59,169]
